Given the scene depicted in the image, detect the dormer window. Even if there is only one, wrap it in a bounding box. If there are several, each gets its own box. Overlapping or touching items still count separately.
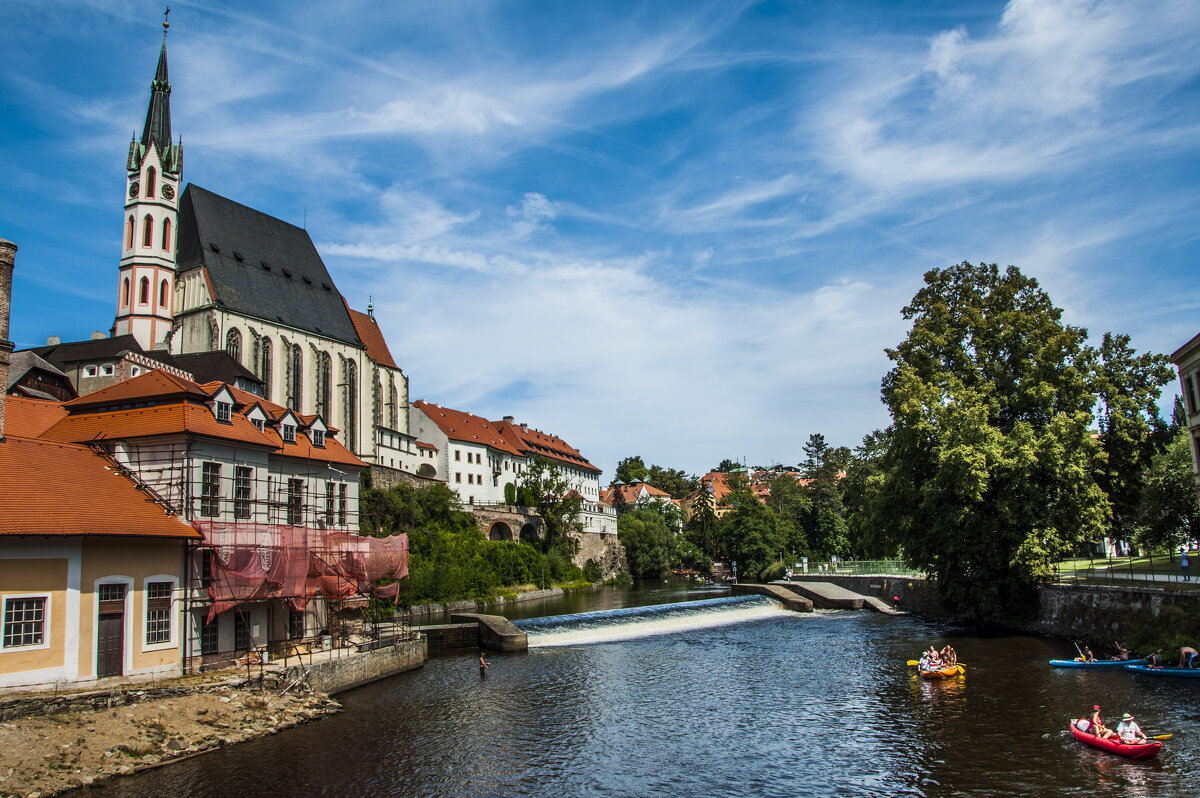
[311,430,325,447]
[252,418,265,432]
[282,424,296,444]
[215,401,232,423]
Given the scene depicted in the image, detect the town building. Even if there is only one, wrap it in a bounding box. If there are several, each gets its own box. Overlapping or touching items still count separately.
[1170,331,1200,501]
[109,30,412,472]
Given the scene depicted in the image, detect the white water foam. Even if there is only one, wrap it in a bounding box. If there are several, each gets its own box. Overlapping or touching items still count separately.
[527,602,792,648]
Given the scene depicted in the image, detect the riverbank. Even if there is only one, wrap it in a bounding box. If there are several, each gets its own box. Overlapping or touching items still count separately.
[0,680,339,797]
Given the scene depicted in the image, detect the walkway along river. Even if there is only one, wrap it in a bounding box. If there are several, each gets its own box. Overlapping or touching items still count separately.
[100,580,1198,797]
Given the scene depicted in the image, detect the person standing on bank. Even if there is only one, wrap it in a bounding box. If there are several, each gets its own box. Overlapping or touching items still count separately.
[1181,547,1191,582]
[479,652,490,678]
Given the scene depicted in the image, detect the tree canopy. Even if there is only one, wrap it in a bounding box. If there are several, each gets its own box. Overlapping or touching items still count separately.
[875,262,1118,620]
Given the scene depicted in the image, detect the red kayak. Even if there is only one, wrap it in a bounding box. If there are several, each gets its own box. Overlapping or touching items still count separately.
[1070,720,1162,759]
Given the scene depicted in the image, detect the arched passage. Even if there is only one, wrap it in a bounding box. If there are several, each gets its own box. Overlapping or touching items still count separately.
[488,522,514,541]
[417,463,437,478]
[520,523,540,544]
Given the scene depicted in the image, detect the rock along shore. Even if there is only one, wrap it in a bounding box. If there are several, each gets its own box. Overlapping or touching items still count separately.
[0,681,339,797]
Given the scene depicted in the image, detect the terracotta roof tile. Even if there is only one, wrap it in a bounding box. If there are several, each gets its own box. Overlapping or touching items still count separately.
[0,435,199,539]
[496,420,599,473]
[413,401,523,456]
[4,396,68,437]
[65,370,209,410]
[41,404,276,448]
[346,304,398,369]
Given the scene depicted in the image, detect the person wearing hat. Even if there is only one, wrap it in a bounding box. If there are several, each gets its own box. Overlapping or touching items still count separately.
[1088,705,1115,739]
[1116,713,1147,744]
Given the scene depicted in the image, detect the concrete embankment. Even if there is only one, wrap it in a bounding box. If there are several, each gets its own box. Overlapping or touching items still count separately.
[288,636,427,694]
[792,572,1200,643]
[731,583,814,612]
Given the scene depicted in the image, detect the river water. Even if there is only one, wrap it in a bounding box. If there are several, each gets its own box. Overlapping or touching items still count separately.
[101,580,1197,797]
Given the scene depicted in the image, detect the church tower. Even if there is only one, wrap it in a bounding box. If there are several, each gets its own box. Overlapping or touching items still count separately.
[113,14,183,350]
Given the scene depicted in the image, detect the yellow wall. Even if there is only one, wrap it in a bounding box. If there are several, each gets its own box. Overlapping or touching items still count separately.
[0,558,68,678]
[79,538,185,679]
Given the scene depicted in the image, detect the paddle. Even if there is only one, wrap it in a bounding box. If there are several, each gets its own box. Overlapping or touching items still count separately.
[1150,734,1172,740]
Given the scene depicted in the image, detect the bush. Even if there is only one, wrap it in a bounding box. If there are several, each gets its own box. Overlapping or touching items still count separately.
[760,561,786,582]
[583,559,602,582]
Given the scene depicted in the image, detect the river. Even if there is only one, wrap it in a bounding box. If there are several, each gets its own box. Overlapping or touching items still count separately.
[99,579,1196,797]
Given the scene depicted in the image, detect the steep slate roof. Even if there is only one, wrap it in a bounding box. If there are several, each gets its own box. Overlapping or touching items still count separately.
[412,400,523,456]
[4,396,68,437]
[173,351,263,389]
[0,435,198,539]
[29,334,177,371]
[5,350,76,400]
[494,419,600,474]
[141,41,172,155]
[347,304,398,369]
[175,185,364,348]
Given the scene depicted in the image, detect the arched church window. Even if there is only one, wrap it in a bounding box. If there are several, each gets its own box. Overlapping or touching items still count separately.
[122,277,130,308]
[260,338,272,401]
[227,328,242,364]
[159,279,169,308]
[146,167,156,198]
[389,376,398,429]
[372,367,383,428]
[126,215,135,250]
[139,277,150,305]
[343,360,358,453]
[142,214,153,248]
[316,351,332,418]
[290,344,303,410]
[162,218,171,251]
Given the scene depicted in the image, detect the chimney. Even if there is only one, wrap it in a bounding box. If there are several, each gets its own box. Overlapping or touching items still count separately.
[0,239,16,442]
[503,416,515,423]
[46,335,60,346]
[91,330,107,340]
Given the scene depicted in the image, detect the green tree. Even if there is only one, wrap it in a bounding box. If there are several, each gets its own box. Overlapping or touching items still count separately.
[718,481,784,580]
[713,459,739,473]
[517,456,582,553]
[876,262,1111,620]
[618,505,676,578]
[1136,423,1200,551]
[610,484,629,517]
[841,429,895,558]
[1094,332,1175,541]
[615,455,648,484]
[766,474,812,558]
[685,483,719,562]
[646,464,697,499]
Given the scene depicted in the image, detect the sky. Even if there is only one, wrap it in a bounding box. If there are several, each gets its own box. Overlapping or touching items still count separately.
[3,0,1199,481]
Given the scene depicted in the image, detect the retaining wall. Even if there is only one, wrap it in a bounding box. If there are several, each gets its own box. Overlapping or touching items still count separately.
[418,623,480,650]
[450,613,528,651]
[289,636,426,694]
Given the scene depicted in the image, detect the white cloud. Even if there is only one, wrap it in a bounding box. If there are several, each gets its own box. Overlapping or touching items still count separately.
[506,193,557,239]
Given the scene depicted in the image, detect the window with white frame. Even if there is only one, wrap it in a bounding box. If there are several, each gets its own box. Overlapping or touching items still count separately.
[200,461,221,517]
[311,429,325,447]
[145,581,173,644]
[101,364,114,376]
[84,365,98,378]
[282,424,296,444]
[287,478,304,525]
[325,480,335,526]
[2,596,47,648]
[252,417,265,432]
[338,483,348,526]
[234,466,252,520]
[215,400,232,423]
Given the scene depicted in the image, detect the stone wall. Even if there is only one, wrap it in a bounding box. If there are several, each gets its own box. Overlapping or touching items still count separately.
[289,636,426,694]
[450,613,528,651]
[0,682,229,723]
[572,530,625,578]
[418,623,480,650]
[790,574,948,617]
[368,464,441,492]
[1016,583,1200,643]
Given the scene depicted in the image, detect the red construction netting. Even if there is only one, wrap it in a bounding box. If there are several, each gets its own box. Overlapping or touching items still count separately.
[192,522,408,621]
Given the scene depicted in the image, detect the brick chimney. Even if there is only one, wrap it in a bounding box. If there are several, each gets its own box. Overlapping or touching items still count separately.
[0,239,16,441]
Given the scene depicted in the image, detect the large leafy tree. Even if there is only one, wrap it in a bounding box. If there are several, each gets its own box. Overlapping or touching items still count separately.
[1093,333,1175,541]
[618,505,676,578]
[614,456,648,484]
[842,429,895,557]
[517,455,582,552]
[876,262,1111,620]
[646,464,697,499]
[713,459,740,473]
[799,433,849,553]
[718,481,784,580]
[764,474,812,558]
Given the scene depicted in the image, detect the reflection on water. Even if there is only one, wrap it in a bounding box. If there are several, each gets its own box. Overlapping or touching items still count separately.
[102,582,1196,797]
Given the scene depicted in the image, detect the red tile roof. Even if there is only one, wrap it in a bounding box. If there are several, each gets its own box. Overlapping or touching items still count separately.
[601,482,672,505]
[41,403,276,448]
[413,401,523,456]
[0,435,199,539]
[65,370,210,410]
[4,396,68,437]
[493,419,599,474]
[347,303,398,369]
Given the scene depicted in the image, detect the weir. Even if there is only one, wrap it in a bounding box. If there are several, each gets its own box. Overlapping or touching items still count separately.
[514,594,794,647]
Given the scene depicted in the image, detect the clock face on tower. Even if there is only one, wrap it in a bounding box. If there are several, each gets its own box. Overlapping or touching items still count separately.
[161,184,175,200]
[129,182,140,198]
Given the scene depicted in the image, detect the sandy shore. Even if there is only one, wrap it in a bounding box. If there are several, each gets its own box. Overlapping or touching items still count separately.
[0,684,339,797]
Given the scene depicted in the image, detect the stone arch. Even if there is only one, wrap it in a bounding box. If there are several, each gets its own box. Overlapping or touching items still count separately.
[488,522,514,541]
[417,463,437,478]
[520,522,540,543]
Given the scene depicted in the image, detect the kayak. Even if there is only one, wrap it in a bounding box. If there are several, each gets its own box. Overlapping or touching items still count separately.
[1049,658,1148,668]
[1125,664,1200,678]
[919,665,960,679]
[1069,720,1162,759]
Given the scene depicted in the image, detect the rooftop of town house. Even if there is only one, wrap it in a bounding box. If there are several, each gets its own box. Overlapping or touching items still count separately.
[493,418,599,474]
[412,400,524,456]
[346,303,399,370]
[3,395,68,438]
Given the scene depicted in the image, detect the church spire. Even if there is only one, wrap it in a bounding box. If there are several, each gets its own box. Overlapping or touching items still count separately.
[141,10,173,157]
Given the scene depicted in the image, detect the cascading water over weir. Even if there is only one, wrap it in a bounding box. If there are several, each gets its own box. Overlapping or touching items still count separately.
[514,595,791,647]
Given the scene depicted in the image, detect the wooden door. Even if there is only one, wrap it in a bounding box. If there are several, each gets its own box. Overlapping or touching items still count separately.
[98,613,124,678]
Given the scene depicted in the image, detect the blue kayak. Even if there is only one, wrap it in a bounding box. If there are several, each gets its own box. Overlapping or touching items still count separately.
[1049,658,1147,668]
[1125,664,1200,678]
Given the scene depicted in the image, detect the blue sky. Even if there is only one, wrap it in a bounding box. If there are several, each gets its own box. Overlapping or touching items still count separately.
[3,0,1198,480]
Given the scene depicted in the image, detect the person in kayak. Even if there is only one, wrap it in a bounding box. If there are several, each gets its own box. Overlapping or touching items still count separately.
[1116,713,1147,744]
[1088,705,1115,739]
[1179,646,1198,668]
[1110,641,1132,661]
[940,645,957,667]
[1074,644,1095,662]
[1146,649,1164,668]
